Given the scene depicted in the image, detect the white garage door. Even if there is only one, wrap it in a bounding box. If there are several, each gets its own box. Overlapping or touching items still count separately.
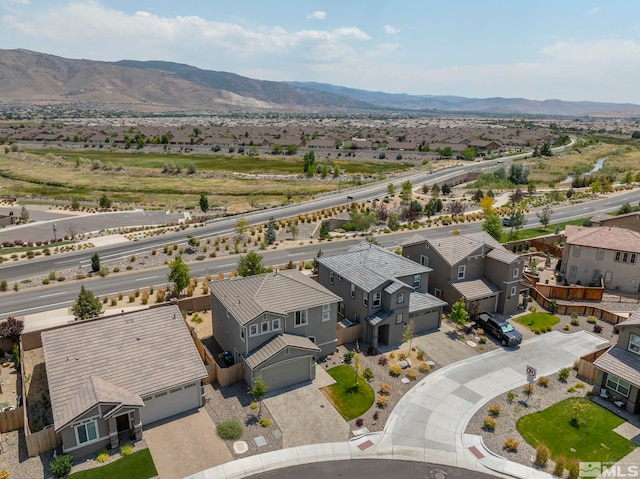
[140,382,201,425]
[261,356,312,391]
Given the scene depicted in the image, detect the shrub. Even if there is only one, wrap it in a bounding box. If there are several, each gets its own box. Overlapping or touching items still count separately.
[478,335,487,344]
[570,311,578,321]
[406,368,418,380]
[343,350,354,364]
[593,324,603,334]
[110,297,117,306]
[216,420,243,440]
[378,356,388,366]
[416,349,425,361]
[379,383,392,395]
[260,418,270,428]
[554,455,567,476]
[363,368,374,381]
[389,365,402,377]
[376,396,389,408]
[570,317,580,326]
[389,352,396,359]
[483,416,496,431]
[506,391,516,403]
[419,363,430,373]
[355,418,364,427]
[563,324,570,331]
[50,454,73,477]
[568,458,580,479]
[250,402,258,410]
[537,376,550,387]
[535,444,550,467]
[575,382,585,389]
[96,449,109,463]
[119,444,133,456]
[559,367,571,381]
[488,404,501,416]
[0,470,8,479]
[587,316,597,324]
[503,437,519,452]
[567,386,577,393]
[398,352,407,361]
[0,280,7,292]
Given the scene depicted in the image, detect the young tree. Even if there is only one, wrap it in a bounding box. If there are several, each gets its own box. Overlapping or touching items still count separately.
[400,180,413,201]
[19,206,29,224]
[482,213,504,242]
[536,205,553,230]
[402,320,415,356]
[199,193,209,212]
[287,222,299,240]
[250,376,269,416]
[0,316,24,342]
[302,151,315,174]
[167,255,190,297]
[431,183,441,199]
[98,194,112,209]
[478,195,494,214]
[72,286,103,320]
[450,298,469,327]
[509,164,530,184]
[71,198,81,210]
[237,251,267,277]
[510,188,524,205]
[387,183,396,196]
[235,216,249,238]
[91,253,100,273]
[264,217,276,245]
[441,183,451,195]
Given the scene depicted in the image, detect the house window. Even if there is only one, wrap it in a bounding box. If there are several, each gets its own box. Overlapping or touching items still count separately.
[632,253,637,264]
[329,271,334,284]
[413,274,421,289]
[569,266,577,278]
[337,274,343,282]
[434,288,442,298]
[373,292,382,307]
[457,265,465,280]
[396,313,403,324]
[322,304,331,322]
[272,318,281,330]
[350,283,355,299]
[604,271,613,283]
[75,420,98,445]
[592,270,601,282]
[397,292,405,304]
[294,309,308,327]
[606,374,630,397]
[249,324,258,336]
[353,313,360,322]
[623,252,629,263]
[629,334,640,355]
[240,327,245,342]
[420,255,429,266]
[615,251,621,262]
[510,286,517,297]
[513,268,519,279]
[596,248,604,260]
[308,336,316,344]
[363,292,369,307]
[261,321,270,333]
[573,245,581,257]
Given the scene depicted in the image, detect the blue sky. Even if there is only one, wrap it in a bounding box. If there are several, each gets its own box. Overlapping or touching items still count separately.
[2,0,639,103]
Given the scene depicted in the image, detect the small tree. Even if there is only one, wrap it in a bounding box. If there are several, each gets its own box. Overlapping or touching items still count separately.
[482,213,504,242]
[402,319,415,355]
[72,286,103,320]
[167,255,190,297]
[264,217,276,245]
[235,216,249,238]
[237,251,267,277]
[450,298,469,327]
[287,222,299,240]
[19,205,29,224]
[250,376,269,416]
[0,316,24,342]
[199,192,209,212]
[91,253,100,273]
[98,194,112,209]
[400,180,413,201]
[302,151,315,175]
[536,205,553,230]
[441,183,451,195]
[387,183,396,196]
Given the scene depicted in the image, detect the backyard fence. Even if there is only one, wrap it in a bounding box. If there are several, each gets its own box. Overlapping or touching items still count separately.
[0,406,24,432]
[336,323,361,346]
[577,347,609,383]
[25,427,61,457]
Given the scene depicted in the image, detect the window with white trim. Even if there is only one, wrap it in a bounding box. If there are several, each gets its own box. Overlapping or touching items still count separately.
[510,286,516,297]
[434,288,442,298]
[350,283,355,299]
[420,255,429,266]
[249,324,258,336]
[413,274,421,289]
[395,313,403,324]
[629,334,640,355]
[457,265,465,280]
[363,292,369,307]
[261,321,270,333]
[513,268,519,279]
[573,245,581,257]
[596,248,604,260]
[272,318,281,330]
[329,271,334,284]
[75,420,98,445]
[606,374,630,397]
[294,309,308,327]
[337,274,343,282]
[240,327,245,342]
[397,292,405,304]
[592,269,601,282]
[373,292,382,307]
[322,304,331,322]
[605,271,613,283]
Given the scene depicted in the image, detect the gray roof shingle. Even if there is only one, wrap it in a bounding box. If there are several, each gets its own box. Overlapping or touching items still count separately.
[244,333,320,369]
[42,304,207,431]
[451,277,502,301]
[422,231,517,267]
[208,270,341,326]
[409,292,447,313]
[594,346,640,388]
[565,225,640,252]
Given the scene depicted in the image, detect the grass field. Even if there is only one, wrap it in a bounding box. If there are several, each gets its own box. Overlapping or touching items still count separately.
[515,218,587,240]
[67,449,157,479]
[515,312,559,331]
[323,365,375,420]
[516,397,636,463]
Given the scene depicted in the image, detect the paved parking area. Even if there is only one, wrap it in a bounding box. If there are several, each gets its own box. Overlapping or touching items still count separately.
[263,368,350,448]
[144,408,232,479]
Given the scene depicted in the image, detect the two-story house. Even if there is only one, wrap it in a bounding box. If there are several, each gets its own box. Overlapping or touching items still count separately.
[401,232,525,315]
[208,269,341,391]
[560,225,640,293]
[317,242,446,349]
[593,311,640,413]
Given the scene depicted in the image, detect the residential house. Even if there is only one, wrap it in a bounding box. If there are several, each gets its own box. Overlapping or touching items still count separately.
[593,311,640,413]
[401,232,526,315]
[208,269,341,391]
[560,225,640,293]
[317,242,446,349]
[589,211,640,233]
[41,304,207,458]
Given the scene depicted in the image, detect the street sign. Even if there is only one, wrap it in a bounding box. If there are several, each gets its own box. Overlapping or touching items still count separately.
[526,365,537,382]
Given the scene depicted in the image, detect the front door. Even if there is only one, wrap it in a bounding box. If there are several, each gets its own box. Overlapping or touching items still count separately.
[378,324,390,346]
[116,413,131,433]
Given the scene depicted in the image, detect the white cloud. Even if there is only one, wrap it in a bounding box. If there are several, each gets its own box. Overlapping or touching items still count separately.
[384,25,399,34]
[4,0,30,4]
[307,11,326,20]
[588,7,599,15]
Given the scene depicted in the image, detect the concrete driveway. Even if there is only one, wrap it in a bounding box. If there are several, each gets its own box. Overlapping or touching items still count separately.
[263,367,350,448]
[144,408,233,479]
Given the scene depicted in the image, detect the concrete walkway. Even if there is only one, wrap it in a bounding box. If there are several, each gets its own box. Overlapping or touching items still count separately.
[187,331,609,479]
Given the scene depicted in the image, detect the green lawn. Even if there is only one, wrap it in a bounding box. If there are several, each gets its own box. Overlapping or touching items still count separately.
[516,218,588,240]
[516,397,636,463]
[67,449,157,479]
[515,312,559,331]
[323,365,375,420]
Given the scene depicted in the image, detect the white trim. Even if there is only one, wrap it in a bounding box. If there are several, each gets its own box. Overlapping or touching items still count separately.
[272,318,281,330]
[73,419,100,449]
[321,304,331,322]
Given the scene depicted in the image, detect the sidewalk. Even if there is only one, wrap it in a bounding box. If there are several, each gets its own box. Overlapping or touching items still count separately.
[187,331,609,479]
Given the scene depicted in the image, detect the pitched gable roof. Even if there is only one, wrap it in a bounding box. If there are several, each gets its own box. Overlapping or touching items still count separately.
[564,225,640,252]
[421,232,519,266]
[42,304,207,431]
[594,345,640,389]
[208,269,341,326]
[244,333,320,369]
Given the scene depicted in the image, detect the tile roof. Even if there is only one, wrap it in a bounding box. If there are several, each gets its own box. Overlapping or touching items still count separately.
[451,277,502,301]
[384,281,407,294]
[425,231,517,266]
[366,310,392,326]
[618,309,640,328]
[564,225,640,252]
[408,292,447,313]
[594,346,640,389]
[244,333,320,369]
[486,247,521,264]
[42,304,207,431]
[208,270,341,326]
[318,242,431,291]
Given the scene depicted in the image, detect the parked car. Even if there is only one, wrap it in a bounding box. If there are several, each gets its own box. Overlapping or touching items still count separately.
[477,312,522,347]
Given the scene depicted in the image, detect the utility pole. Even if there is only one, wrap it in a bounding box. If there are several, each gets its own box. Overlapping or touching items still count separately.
[52,223,58,252]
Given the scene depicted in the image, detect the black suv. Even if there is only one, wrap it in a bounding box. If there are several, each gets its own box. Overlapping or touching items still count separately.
[477,312,522,347]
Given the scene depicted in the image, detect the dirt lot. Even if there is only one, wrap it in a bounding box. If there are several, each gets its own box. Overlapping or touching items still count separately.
[22,347,52,432]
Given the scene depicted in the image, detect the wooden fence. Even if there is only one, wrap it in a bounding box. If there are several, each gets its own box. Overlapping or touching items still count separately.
[336,324,361,346]
[577,347,609,383]
[25,427,61,457]
[0,406,24,432]
[535,283,604,301]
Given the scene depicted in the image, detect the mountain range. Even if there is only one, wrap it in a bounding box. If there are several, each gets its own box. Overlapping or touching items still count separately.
[0,49,638,117]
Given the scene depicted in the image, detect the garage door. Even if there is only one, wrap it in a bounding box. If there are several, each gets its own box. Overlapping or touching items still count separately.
[261,356,312,391]
[140,382,201,425]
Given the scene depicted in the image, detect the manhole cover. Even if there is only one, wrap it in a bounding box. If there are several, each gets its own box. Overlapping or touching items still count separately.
[233,441,248,454]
